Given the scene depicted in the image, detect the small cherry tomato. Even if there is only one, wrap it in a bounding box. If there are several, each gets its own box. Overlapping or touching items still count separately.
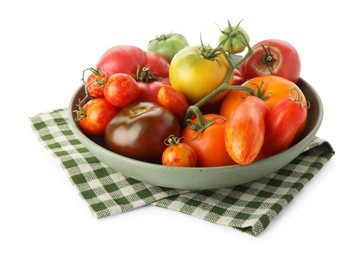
[182,114,235,167]
[103,73,139,108]
[225,96,269,165]
[162,135,197,167]
[77,98,119,137]
[257,90,308,159]
[157,84,189,122]
[85,68,109,98]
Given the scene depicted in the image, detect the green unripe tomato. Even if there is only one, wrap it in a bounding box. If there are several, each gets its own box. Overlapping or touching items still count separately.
[148,33,189,63]
[218,21,250,54]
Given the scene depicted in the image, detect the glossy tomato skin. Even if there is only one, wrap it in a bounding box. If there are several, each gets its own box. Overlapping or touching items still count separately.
[86,70,109,98]
[135,78,169,104]
[97,45,147,76]
[182,114,235,167]
[220,75,307,118]
[169,46,231,104]
[105,102,181,163]
[241,39,301,83]
[257,96,308,160]
[145,51,169,78]
[162,143,197,167]
[147,33,189,63]
[232,69,246,85]
[103,73,139,108]
[79,98,119,137]
[157,84,189,122]
[225,96,269,165]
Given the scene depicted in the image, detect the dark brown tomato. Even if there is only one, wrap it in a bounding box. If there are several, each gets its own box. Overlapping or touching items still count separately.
[104,102,181,163]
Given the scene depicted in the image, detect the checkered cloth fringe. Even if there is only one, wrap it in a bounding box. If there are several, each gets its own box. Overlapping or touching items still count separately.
[30,108,334,236]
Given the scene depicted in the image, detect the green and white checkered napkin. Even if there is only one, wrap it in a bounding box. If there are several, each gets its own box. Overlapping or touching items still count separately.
[29,108,334,236]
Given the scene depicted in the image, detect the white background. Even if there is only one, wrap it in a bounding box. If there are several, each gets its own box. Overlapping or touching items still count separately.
[1,0,362,259]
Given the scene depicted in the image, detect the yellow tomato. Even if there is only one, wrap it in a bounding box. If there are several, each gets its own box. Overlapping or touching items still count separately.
[169,46,231,104]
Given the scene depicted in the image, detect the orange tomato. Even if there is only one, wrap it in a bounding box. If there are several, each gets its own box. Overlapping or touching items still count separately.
[220,75,307,118]
[181,114,235,167]
[162,142,197,167]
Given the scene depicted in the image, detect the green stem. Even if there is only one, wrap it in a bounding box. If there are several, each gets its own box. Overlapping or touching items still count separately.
[181,32,254,128]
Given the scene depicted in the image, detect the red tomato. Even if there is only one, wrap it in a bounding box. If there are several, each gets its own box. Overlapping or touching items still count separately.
[257,93,308,159]
[162,135,197,167]
[232,69,246,85]
[97,45,147,76]
[133,58,170,103]
[182,114,235,167]
[86,68,109,98]
[241,39,301,83]
[136,80,168,103]
[157,84,189,122]
[145,51,169,78]
[225,96,269,165]
[103,73,139,108]
[78,98,119,137]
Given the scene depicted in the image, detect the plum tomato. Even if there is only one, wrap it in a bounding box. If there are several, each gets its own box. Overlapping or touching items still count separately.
[105,102,181,163]
[257,90,308,160]
[225,96,269,165]
[103,73,139,108]
[241,39,301,83]
[147,33,189,63]
[220,75,307,118]
[78,98,119,137]
[162,135,197,167]
[181,114,235,167]
[157,84,189,122]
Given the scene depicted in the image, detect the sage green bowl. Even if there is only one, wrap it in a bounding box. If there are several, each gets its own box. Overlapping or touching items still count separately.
[68,78,323,190]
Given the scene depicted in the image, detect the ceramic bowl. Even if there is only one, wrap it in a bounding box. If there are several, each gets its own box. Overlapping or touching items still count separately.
[68,78,323,190]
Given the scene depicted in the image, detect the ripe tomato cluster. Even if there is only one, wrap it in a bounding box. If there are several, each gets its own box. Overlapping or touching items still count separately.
[75,22,308,168]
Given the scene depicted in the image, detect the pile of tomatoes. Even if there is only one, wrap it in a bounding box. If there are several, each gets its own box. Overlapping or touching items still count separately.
[75,21,308,168]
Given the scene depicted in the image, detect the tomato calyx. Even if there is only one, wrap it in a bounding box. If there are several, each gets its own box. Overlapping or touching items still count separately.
[151,33,173,42]
[199,44,222,62]
[74,67,107,121]
[74,105,87,121]
[185,106,221,140]
[289,87,310,108]
[127,104,151,118]
[260,43,277,74]
[135,65,160,83]
[164,134,182,146]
